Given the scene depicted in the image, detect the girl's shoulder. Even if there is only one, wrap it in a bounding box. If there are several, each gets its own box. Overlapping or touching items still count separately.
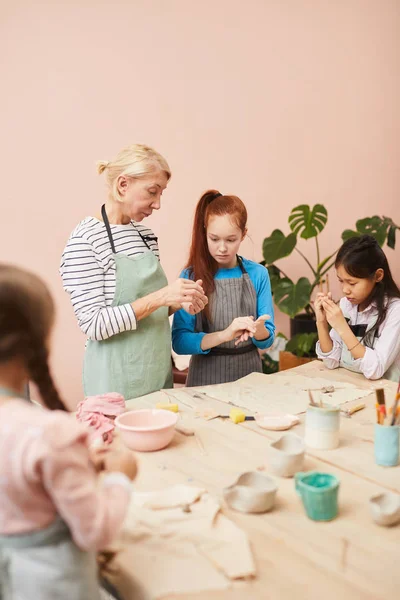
[386,297,400,314]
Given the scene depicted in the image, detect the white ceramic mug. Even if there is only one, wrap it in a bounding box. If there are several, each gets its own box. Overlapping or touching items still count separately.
[305,405,340,450]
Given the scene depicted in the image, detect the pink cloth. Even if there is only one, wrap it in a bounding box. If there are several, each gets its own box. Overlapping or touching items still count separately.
[0,399,131,550]
[76,393,126,444]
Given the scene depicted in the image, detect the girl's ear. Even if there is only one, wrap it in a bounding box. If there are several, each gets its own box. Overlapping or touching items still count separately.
[242,228,248,241]
[375,268,384,283]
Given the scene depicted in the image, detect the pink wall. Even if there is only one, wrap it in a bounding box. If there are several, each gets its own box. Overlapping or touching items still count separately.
[1,1,399,408]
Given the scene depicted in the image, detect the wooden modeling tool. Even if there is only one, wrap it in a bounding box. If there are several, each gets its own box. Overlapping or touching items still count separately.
[340,403,366,418]
[375,388,386,425]
[390,378,400,426]
[308,390,317,407]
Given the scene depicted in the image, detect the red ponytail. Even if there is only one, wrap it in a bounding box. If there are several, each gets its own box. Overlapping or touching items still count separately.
[185,189,247,319]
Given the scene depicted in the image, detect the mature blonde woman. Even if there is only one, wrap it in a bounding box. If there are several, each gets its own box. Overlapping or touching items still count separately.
[60,144,207,400]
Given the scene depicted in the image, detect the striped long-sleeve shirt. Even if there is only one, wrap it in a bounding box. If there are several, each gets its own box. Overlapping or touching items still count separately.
[60,216,160,341]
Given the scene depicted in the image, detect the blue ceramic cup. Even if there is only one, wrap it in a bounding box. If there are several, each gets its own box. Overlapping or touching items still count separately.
[295,471,340,521]
[374,424,399,467]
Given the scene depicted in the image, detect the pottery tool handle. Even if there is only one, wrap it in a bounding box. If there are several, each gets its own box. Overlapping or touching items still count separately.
[347,403,366,416]
[175,423,195,436]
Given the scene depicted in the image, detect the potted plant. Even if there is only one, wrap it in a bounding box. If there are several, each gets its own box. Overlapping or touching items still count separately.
[262,207,398,363]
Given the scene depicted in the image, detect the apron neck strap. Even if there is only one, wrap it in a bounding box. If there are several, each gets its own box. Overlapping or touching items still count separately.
[101,204,154,253]
[101,204,117,254]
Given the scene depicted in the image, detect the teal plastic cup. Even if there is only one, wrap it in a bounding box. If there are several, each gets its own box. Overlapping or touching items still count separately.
[374,424,399,467]
[295,471,339,521]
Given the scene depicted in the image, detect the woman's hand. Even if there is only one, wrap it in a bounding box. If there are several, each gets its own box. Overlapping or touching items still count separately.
[321,297,347,332]
[162,279,207,308]
[223,316,257,345]
[181,280,208,315]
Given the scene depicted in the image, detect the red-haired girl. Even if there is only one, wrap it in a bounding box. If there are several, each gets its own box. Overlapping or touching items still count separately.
[172,190,275,386]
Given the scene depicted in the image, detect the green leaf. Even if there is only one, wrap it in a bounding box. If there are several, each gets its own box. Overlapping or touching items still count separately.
[273,277,312,319]
[286,333,318,357]
[317,251,337,273]
[262,229,297,264]
[266,264,282,294]
[288,204,328,240]
[387,225,396,249]
[355,216,387,247]
[341,229,360,242]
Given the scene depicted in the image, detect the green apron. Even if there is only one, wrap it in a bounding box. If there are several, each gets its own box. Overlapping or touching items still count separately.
[0,517,100,600]
[83,205,172,400]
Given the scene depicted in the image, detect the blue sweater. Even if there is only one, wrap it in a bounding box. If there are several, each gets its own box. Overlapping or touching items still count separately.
[172,257,275,355]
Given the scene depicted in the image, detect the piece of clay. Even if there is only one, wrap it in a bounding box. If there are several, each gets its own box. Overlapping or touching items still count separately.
[255,414,300,431]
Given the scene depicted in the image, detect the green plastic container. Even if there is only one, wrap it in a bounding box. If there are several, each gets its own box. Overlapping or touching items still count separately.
[295,471,339,521]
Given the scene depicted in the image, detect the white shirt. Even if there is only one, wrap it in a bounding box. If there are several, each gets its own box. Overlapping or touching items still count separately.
[60,217,159,341]
[316,296,400,380]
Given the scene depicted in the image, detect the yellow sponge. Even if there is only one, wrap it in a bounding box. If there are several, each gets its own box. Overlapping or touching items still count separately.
[156,402,179,413]
[229,407,245,424]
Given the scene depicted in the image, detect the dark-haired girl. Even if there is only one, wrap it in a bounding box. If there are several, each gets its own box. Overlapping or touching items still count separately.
[172,190,275,386]
[0,264,136,599]
[316,235,400,381]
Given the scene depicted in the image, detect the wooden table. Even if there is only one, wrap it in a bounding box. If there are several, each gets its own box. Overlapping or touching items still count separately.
[116,362,399,600]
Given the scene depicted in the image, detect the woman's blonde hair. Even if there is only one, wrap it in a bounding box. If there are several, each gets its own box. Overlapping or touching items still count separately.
[97,144,171,202]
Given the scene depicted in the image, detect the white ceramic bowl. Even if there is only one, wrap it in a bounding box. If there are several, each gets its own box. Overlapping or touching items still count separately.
[268,433,305,477]
[115,409,178,452]
[369,492,400,527]
[223,472,277,513]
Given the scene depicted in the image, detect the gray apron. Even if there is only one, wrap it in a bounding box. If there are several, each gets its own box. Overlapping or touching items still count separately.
[0,518,100,600]
[339,309,400,382]
[186,257,262,386]
[83,205,173,400]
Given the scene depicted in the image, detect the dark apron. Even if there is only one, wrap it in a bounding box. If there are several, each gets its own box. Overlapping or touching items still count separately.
[186,257,262,386]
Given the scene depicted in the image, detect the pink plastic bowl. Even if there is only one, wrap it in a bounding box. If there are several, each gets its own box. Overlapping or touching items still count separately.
[115,409,178,452]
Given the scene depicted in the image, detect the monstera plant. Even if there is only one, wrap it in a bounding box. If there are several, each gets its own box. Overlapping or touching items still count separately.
[262,207,398,347]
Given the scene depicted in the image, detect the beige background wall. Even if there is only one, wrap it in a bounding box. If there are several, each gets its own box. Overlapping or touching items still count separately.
[1,0,399,407]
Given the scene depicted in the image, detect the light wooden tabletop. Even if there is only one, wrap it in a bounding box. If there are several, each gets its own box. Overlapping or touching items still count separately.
[117,361,399,600]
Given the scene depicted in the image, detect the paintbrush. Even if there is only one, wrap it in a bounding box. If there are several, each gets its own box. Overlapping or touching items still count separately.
[375,388,386,425]
[390,378,400,426]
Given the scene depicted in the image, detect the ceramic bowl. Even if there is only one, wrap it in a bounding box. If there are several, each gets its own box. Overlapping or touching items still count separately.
[115,409,178,452]
[223,471,277,513]
[268,433,305,477]
[369,492,400,527]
